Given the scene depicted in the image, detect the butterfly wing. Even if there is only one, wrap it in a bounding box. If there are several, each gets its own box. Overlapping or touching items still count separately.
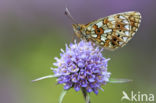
[83,11,141,50]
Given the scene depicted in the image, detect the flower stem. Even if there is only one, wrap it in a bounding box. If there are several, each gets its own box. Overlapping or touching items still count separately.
[81,88,91,103]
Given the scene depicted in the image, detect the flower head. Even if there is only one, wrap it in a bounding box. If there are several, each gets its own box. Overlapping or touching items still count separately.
[52,40,111,94]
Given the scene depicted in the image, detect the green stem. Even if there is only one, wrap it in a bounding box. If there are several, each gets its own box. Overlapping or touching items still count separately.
[81,88,90,103]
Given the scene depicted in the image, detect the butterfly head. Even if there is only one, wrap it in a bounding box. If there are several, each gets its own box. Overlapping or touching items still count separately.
[72,24,84,38]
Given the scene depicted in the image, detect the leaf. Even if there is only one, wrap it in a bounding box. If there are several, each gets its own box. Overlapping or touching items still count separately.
[108,78,133,83]
[32,75,59,82]
[59,90,67,103]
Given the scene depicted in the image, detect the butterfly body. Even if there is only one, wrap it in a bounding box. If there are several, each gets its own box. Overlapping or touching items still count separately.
[72,11,141,50]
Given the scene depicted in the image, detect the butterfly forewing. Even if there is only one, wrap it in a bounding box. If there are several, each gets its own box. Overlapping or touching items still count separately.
[81,11,141,50]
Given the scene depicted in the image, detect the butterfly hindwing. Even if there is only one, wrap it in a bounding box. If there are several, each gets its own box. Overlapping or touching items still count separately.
[82,11,141,50]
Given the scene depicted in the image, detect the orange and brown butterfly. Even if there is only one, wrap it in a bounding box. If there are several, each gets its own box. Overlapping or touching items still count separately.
[65,8,141,50]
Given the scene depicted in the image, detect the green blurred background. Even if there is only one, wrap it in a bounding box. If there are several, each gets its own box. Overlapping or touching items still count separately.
[0,0,156,103]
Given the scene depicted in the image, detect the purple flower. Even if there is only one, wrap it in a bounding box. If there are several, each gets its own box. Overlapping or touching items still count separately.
[52,40,111,94]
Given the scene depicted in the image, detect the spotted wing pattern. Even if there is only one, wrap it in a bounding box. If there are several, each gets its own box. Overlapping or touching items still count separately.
[81,11,141,50]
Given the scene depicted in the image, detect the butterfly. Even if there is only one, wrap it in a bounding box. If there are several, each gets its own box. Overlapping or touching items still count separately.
[65,8,141,50]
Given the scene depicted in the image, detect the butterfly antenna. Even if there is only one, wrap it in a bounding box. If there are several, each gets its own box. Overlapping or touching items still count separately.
[65,7,78,24]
